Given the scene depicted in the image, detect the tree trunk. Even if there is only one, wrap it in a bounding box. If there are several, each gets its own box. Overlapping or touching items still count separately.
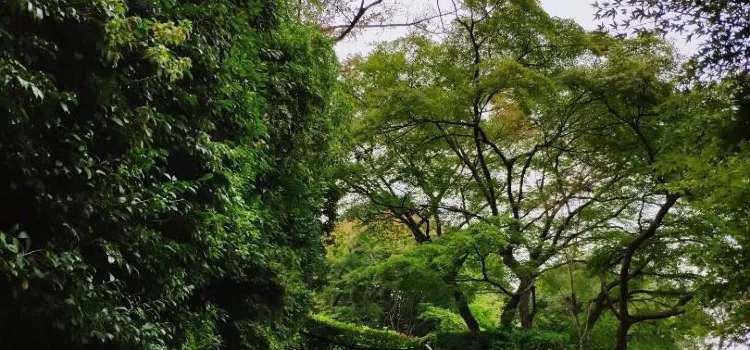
[518,284,536,329]
[585,293,608,329]
[445,254,478,332]
[433,208,442,236]
[615,320,631,350]
[407,225,430,243]
[454,291,480,332]
[500,294,520,328]
[500,278,535,328]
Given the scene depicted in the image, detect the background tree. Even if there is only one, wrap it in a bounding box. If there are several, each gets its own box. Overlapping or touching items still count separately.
[596,1,750,346]
[594,0,750,148]
[594,0,750,76]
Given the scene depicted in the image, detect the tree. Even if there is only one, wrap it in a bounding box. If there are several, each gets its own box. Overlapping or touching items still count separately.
[341,0,632,331]
[593,1,750,144]
[597,2,750,345]
[338,2,736,348]
[0,0,346,348]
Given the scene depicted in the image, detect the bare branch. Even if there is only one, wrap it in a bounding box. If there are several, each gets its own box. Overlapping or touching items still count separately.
[326,11,454,30]
[334,0,384,42]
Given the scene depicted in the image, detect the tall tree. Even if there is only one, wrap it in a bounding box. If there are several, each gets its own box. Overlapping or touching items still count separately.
[342,0,630,331]
[339,3,733,348]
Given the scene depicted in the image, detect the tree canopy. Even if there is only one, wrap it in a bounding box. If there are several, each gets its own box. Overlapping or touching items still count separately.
[323,1,750,349]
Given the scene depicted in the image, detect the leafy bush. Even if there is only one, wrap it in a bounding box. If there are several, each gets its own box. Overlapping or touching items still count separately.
[303,315,422,349]
[423,330,572,350]
[301,315,572,350]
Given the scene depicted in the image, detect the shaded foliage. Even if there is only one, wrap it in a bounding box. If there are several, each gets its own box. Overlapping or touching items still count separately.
[423,330,570,350]
[0,0,346,348]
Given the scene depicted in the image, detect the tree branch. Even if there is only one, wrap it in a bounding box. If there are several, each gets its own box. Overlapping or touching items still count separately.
[334,0,384,42]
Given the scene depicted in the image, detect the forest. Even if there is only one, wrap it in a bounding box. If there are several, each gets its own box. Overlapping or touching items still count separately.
[0,0,748,349]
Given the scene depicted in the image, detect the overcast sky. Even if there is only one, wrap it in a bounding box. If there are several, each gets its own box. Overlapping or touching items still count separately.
[334,0,698,59]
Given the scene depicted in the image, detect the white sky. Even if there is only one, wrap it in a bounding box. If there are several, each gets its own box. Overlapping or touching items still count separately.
[334,0,698,59]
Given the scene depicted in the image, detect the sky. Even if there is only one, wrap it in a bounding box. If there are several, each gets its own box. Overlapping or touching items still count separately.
[334,0,698,59]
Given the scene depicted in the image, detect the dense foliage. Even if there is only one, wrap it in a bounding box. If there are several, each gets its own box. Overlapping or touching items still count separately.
[0,0,346,349]
[300,314,571,350]
[2,0,750,349]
